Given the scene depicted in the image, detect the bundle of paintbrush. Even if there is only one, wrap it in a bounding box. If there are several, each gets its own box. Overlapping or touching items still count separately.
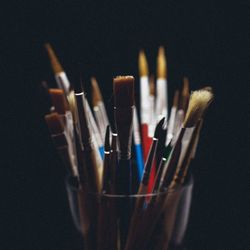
[43,44,214,250]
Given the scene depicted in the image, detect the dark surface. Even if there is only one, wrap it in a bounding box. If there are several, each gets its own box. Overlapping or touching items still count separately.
[1,1,249,249]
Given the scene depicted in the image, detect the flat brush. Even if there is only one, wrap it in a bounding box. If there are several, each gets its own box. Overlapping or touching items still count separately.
[160,89,214,190]
[45,112,78,176]
[155,46,168,122]
[113,75,134,194]
[91,77,109,142]
[113,75,134,249]
[39,81,54,113]
[44,43,70,94]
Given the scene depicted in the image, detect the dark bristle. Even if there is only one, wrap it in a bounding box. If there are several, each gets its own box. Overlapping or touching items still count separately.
[113,76,134,107]
[49,88,68,114]
[45,112,64,134]
[154,117,165,139]
[105,126,111,151]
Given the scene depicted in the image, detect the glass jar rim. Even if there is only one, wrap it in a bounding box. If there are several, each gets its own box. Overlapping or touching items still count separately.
[65,175,193,198]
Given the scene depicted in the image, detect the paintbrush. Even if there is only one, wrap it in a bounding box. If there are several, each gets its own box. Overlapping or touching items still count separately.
[91,77,109,142]
[113,75,135,248]
[176,89,214,184]
[101,126,111,192]
[138,50,152,162]
[148,75,156,137]
[166,90,179,146]
[179,76,190,113]
[113,75,135,194]
[138,118,165,195]
[124,118,165,250]
[137,89,213,249]
[132,106,144,181]
[45,112,78,176]
[44,43,71,94]
[172,77,189,141]
[155,46,168,122]
[110,129,118,194]
[160,89,214,190]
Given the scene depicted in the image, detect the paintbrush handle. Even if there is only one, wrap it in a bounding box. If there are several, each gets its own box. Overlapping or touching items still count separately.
[134,144,144,181]
[118,159,132,195]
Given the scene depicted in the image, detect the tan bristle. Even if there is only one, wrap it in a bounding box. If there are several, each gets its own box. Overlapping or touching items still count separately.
[49,88,68,114]
[91,77,103,106]
[202,86,213,92]
[45,112,64,134]
[44,43,63,74]
[138,50,149,77]
[113,76,135,107]
[149,75,155,96]
[173,90,179,108]
[157,46,167,79]
[183,89,214,128]
[182,77,190,96]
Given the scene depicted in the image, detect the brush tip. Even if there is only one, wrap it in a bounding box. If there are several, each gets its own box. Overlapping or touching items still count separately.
[44,43,63,74]
[49,88,68,114]
[113,76,135,107]
[182,77,190,95]
[157,46,167,78]
[45,112,64,134]
[173,90,179,107]
[183,89,214,127]
[138,50,149,77]
[91,77,103,105]
[154,117,165,139]
[149,75,155,96]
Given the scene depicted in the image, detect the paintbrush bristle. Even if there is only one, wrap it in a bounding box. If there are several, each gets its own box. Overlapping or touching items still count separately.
[113,76,135,107]
[44,43,64,74]
[149,75,155,96]
[173,90,179,108]
[154,117,165,139]
[91,77,103,106]
[49,88,68,114]
[45,112,64,134]
[157,46,167,79]
[138,50,149,77]
[104,126,111,151]
[183,89,214,128]
[182,76,190,96]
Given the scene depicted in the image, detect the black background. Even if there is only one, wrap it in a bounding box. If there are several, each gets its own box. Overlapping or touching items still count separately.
[1,1,249,249]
